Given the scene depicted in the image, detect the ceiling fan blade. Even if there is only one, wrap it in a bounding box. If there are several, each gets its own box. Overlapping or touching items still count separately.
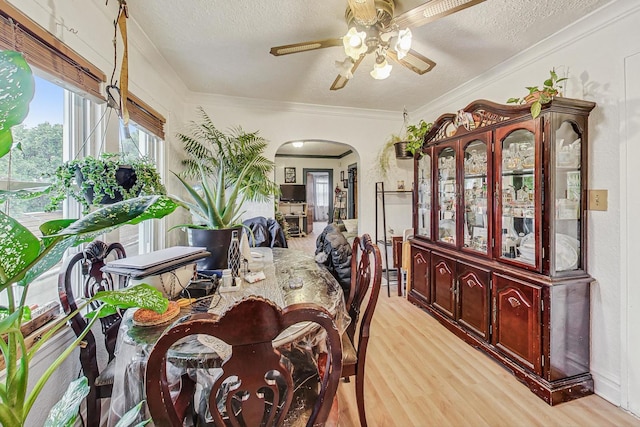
[347,0,377,26]
[330,55,365,91]
[387,49,436,75]
[393,0,486,29]
[270,38,343,56]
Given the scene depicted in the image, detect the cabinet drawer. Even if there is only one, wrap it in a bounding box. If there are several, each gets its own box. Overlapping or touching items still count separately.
[492,273,542,374]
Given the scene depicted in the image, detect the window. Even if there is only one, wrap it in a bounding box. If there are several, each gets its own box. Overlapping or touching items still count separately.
[120,121,165,255]
[0,75,93,308]
[0,75,63,226]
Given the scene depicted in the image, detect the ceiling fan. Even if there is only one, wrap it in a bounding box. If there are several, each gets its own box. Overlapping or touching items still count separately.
[270,0,486,90]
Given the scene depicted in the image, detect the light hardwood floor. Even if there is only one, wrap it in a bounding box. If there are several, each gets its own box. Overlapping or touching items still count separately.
[288,224,640,427]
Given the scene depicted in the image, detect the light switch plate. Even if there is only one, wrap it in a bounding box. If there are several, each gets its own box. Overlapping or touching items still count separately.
[588,190,608,211]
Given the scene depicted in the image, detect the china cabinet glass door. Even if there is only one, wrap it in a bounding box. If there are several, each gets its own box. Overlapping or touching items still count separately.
[553,119,582,272]
[463,137,490,255]
[498,127,537,267]
[436,145,456,245]
[417,152,432,239]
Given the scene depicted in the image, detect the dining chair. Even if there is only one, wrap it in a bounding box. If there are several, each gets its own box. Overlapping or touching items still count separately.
[341,234,382,427]
[243,216,288,248]
[145,297,343,427]
[58,240,129,426]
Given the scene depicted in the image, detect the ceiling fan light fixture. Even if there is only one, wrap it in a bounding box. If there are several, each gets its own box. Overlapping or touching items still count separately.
[370,54,392,80]
[335,57,355,79]
[394,28,412,59]
[343,27,368,59]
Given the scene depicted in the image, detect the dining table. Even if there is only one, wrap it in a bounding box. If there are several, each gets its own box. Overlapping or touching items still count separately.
[107,247,350,426]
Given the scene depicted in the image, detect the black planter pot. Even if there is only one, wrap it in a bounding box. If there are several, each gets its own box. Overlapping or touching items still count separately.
[188,227,242,270]
[76,165,141,205]
[394,141,413,159]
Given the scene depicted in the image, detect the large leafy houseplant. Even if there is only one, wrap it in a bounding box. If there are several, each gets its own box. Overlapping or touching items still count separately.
[45,152,166,214]
[0,50,178,426]
[173,107,277,230]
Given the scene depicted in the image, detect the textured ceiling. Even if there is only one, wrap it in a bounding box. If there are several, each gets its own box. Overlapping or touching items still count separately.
[127,0,610,114]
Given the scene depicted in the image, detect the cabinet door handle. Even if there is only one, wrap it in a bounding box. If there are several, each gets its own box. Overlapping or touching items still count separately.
[507,296,521,308]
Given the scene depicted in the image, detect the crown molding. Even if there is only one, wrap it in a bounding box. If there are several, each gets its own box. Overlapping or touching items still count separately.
[412,0,639,119]
[185,91,400,122]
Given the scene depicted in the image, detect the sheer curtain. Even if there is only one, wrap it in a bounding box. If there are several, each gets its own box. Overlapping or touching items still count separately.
[312,173,329,221]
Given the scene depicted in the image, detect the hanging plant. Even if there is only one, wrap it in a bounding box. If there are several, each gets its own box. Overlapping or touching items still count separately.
[45,152,166,213]
[377,118,433,178]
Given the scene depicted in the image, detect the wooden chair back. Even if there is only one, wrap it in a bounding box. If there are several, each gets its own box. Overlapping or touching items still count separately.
[57,240,128,426]
[342,234,382,427]
[345,234,382,349]
[145,297,342,427]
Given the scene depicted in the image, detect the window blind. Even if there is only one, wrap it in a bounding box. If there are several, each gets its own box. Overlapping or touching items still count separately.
[0,0,105,100]
[127,93,166,140]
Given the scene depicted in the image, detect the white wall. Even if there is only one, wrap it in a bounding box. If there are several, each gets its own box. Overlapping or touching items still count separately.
[410,0,639,413]
[622,48,640,416]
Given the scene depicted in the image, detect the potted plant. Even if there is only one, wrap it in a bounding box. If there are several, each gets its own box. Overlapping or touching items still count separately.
[45,152,166,214]
[172,107,277,269]
[507,68,567,119]
[0,50,178,426]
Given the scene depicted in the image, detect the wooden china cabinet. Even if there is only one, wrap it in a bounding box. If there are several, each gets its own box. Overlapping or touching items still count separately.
[408,97,595,405]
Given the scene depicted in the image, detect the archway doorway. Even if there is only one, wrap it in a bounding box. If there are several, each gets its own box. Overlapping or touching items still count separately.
[274,140,359,237]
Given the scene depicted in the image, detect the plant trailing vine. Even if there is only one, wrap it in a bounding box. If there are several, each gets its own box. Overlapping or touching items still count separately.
[45,152,166,214]
[507,68,567,119]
